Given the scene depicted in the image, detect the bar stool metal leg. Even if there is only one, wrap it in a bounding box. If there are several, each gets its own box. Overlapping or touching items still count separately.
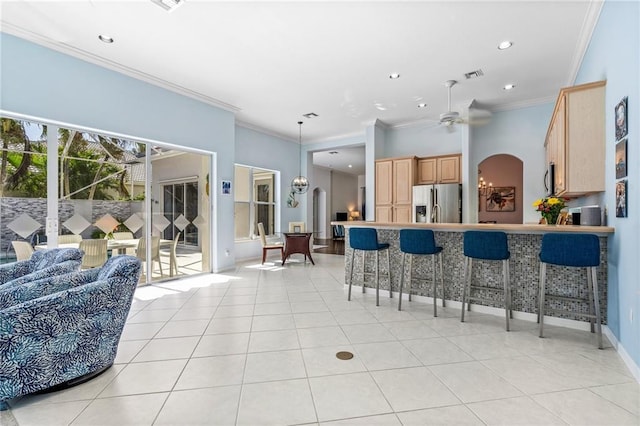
[432,254,437,317]
[408,254,413,302]
[503,259,510,331]
[375,250,380,306]
[361,251,366,293]
[348,248,356,301]
[461,256,470,322]
[439,252,445,307]
[538,262,547,338]
[591,266,603,349]
[586,269,596,333]
[398,252,406,311]
[387,248,392,298]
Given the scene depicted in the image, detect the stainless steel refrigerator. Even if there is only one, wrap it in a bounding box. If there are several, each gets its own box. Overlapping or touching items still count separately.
[412,184,462,223]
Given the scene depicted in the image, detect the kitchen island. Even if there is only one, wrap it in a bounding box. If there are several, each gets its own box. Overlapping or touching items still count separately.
[333,222,614,324]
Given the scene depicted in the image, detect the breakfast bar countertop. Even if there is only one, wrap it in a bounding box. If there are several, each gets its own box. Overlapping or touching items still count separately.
[331,221,614,236]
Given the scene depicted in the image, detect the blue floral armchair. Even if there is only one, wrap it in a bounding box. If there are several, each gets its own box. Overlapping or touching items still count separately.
[0,255,142,410]
[0,248,83,290]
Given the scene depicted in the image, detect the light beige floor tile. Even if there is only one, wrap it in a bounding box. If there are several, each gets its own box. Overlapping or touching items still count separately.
[126,309,177,324]
[71,393,168,425]
[383,320,440,340]
[220,294,257,306]
[119,321,165,341]
[533,388,639,425]
[325,300,367,312]
[175,354,246,389]
[214,304,254,318]
[205,316,253,334]
[341,323,395,344]
[132,336,199,362]
[155,386,241,425]
[288,291,324,302]
[155,319,209,338]
[531,351,634,387]
[253,302,292,316]
[589,382,640,416]
[291,300,330,313]
[298,326,350,348]
[294,311,339,328]
[309,372,392,422]
[353,341,422,371]
[113,340,148,364]
[226,286,258,296]
[467,396,565,425]
[320,413,402,425]
[171,305,217,321]
[423,316,500,336]
[447,332,525,360]
[248,329,300,352]
[251,313,295,331]
[372,366,460,411]
[182,296,224,308]
[99,359,186,397]
[255,293,289,304]
[11,400,91,426]
[332,310,378,325]
[193,332,250,357]
[237,379,317,426]
[396,405,483,425]
[302,345,368,377]
[244,350,307,383]
[402,337,473,365]
[429,361,523,403]
[481,355,584,394]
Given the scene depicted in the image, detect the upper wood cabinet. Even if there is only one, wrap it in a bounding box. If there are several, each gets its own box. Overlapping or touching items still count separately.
[375,156,417,223]
[545,81,605,197]
[417,154,461,184]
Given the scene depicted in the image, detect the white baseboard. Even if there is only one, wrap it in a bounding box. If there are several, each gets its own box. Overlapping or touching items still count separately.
[354,284,640,383]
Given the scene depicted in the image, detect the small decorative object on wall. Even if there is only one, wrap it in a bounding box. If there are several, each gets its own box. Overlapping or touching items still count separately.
[486,187,516,212]
[287,190,299,208]
[615,96,628,141]
[616,180,627,218]
[616,138,627,179]
[222,180,231,195]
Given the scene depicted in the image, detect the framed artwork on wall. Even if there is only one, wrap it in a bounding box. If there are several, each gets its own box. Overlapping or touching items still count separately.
[616,139,627,179]
[486,187,516,212]
[615,96,628,141]
[616,180,627,218]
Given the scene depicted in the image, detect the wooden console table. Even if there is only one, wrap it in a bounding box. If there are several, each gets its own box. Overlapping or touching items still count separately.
[283,232,315,265]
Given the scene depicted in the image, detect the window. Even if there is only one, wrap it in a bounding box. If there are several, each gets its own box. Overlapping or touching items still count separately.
[234,165,279,239]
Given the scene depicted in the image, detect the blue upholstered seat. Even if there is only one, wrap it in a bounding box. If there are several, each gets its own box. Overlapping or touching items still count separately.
[0,248,83,290]
[461,231,512,330]
[398,229,444,315]
[538,233,603,348]
[347,227,391,306]
[0,255,142,410]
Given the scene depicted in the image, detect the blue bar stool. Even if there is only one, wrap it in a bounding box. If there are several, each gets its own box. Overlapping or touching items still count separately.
[398,229,444,316]
[538,233,603,349]
[348,227,391,306]
[461,231,512,331]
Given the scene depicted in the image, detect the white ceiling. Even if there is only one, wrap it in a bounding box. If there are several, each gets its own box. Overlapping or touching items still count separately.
[0,1,600,175]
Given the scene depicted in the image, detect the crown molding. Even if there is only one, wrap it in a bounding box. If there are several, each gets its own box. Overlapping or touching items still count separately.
[567,0,604,85]
[489,95,557,113]
[2,24,240,113]
[235,120,296,143]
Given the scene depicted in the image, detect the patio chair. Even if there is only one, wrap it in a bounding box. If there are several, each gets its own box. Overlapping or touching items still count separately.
[169,232,182,277]
[11,241,34,261]
[258,222,284,264]
[58,234,82,244]
[136,236,163,277]
[111,231,134,240]
[79,239,109,269]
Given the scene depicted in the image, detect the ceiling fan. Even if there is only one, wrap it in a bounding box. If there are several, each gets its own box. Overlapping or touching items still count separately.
[438,80,492,128]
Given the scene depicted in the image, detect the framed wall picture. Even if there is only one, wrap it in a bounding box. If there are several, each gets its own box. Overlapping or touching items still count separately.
[616,180,627,218]
[615,96,628,141]
[486,187,516,212]
[221,180,231,195]
[616,139,627,179]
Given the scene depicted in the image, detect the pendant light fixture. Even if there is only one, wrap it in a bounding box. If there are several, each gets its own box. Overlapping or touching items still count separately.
[291,121,310,194]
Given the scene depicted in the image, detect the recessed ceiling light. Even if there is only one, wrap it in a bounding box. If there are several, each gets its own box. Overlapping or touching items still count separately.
[348,164,353,168]
[418,103,428,108]
[503,83,516,90]
[498,41,513,50]
[98,35,114,44]
[389,73,400,79]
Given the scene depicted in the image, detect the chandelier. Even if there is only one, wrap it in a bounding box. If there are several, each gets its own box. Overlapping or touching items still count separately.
[478,176,493,195]
[291,121,310,194]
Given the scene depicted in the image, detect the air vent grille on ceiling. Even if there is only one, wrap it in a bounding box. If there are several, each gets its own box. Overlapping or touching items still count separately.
[328,151,338,155]
[303,112,318,118]
[464,69,484,79]
[151,0,185,12]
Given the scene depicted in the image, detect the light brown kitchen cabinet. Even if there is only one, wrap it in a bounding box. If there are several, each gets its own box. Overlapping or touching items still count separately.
[375,156,417,223]
[545,80,605,197]
[417,154,461,184]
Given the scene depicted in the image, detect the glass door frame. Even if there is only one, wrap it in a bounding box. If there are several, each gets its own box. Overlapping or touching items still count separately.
[0,110,216,284]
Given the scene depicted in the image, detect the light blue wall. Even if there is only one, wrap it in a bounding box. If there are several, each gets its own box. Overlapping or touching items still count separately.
[385,122,463,158]
[471,103,555,224]
[0,33,236,271]
[574,0,640,369]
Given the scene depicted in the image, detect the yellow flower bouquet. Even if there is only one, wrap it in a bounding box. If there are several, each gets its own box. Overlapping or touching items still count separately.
[533,197,568,224]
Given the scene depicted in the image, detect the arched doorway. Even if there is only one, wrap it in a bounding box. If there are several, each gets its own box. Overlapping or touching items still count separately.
[477,154,523,224]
